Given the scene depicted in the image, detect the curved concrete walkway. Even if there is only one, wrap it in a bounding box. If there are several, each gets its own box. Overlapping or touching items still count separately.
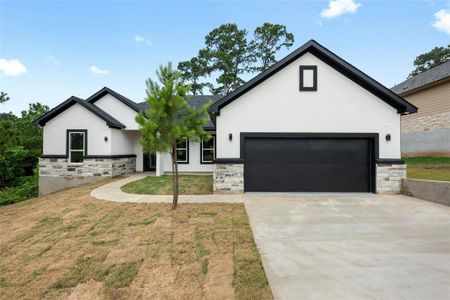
[90,172,242,203]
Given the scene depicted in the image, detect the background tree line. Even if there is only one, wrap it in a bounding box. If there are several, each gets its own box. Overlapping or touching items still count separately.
[0,95,49,205]
[177,22,295,95]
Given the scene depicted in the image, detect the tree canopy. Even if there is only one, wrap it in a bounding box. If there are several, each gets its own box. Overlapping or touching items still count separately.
[409,44,450,78]
[0,92,10,104]
[177,22,294,95]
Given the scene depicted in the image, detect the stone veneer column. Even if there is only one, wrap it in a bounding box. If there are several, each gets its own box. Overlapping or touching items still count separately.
[376,163,406,193]
[213,163,244,194]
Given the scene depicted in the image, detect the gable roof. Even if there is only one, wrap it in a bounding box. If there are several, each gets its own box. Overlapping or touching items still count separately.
[86,87,141,112]
[138,95,221,130]
[209,39,418,117]
[35,96,125,129]
[391,61,450,95]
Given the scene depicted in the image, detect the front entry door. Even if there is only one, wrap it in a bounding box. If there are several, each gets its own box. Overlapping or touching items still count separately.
[143,153,156,171]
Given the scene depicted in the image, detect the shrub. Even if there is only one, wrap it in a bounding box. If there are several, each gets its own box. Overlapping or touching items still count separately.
[0,174,38,206]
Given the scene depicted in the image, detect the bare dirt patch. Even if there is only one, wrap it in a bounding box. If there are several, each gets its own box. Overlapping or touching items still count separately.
[0,179,271,299]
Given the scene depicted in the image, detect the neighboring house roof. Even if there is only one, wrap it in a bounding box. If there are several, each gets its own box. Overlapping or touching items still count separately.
[391,61,450,95]
[86,87,142,112]
[138,95,221,130]
[35,96,125,129]
[209,39,418,117]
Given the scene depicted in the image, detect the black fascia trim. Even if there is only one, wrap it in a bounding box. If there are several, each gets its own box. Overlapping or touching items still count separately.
[299,65,317,91]
[41,154,68,159]
[239,132,380,160]
[213,158,244,164]
[66,129,88,162]
[200,135,216,164]
[86,87,141,113]
[376,158,405,165]
[34,96,125,129]
[176,138,189,164]
[209,40,417,115]
[240,132,379,193]
[84,154,137,159]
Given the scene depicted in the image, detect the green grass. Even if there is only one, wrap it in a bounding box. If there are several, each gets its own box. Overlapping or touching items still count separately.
[404,157,450,182]
[121,175,213,195]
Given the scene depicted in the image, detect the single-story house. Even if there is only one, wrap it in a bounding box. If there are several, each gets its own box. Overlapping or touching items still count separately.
[36,40,417,195]
[391,61,450,156]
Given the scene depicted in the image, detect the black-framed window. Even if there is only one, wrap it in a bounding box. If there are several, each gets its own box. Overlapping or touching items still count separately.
[201,135,215,164]
[68,131,86,163]
[299,65,317,91]
[176,138,189,164]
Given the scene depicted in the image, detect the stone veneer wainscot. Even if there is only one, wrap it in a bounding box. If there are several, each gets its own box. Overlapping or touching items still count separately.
[38,156,136,195]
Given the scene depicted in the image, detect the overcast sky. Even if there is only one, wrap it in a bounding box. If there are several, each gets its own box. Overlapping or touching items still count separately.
[1,0,449,114]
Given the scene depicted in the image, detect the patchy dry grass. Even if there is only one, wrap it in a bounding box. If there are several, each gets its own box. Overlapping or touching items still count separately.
[0,179,271,299]
[121,175,213,195]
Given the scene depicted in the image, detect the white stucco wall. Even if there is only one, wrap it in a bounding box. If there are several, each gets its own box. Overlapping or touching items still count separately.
[43,104,112,155]
[159,139,214,173]
[93,94,140,130]
[216,52,401,159]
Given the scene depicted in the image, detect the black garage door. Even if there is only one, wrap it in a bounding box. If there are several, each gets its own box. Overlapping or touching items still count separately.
[244,136,374,192]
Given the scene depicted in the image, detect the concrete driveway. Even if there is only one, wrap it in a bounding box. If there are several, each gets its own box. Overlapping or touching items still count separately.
[244,194,450,300]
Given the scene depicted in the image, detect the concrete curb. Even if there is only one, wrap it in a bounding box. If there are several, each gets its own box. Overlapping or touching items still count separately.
[90,173,243,203]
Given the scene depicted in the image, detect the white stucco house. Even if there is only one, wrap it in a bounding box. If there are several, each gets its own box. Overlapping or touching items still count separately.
[36,40,417,195]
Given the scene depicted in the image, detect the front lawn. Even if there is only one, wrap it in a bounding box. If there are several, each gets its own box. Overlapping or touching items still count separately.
[121,175,213,195]
[0,180,271,299]
[404,157,450,182]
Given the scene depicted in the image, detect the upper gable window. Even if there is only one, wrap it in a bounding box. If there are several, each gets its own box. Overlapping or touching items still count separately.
[299,65,317,91]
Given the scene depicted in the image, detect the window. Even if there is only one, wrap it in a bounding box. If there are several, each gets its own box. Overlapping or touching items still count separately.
[176,138,189,163]
[201,136,215,164]
[69,131,86,163]
[299,65,317,91]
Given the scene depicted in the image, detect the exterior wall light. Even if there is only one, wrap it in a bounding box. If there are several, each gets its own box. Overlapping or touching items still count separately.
[229,133,232,141]
[385,134,391,141]
[104,136,108,142]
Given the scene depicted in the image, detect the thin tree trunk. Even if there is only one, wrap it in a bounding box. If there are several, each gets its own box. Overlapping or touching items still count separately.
[171,143,179,209]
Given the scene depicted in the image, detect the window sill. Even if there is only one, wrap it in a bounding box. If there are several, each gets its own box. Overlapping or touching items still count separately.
[68,163,84,166]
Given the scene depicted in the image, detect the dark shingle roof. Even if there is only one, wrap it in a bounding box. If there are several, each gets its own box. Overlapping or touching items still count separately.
[35,96,126,129]
[391,61,450,95]
[138,95,222,130]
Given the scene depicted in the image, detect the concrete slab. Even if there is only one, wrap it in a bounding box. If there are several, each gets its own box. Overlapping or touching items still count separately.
[244,194,450,300]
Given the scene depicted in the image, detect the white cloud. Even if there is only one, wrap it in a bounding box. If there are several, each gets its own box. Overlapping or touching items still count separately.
[90,65,110,75]
[134,35,152,46]
[321,0,361,19]
[46,54,60,66]
[432,9,450,34]
[0,58,27,77]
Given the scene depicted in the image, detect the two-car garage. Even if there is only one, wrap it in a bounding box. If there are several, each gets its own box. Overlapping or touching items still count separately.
[242,134,376,193]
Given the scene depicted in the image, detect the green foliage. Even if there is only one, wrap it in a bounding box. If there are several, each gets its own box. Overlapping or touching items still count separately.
[177,56,210,95]
[0,92,9,104]
[409,44,450,78]
[178,22,294,95]
[136,63,211,208]
[202,23,253,95]
[0,174,38,206]
[0,103,49,187]
[250,23,294,72]
[403,156,450,165]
